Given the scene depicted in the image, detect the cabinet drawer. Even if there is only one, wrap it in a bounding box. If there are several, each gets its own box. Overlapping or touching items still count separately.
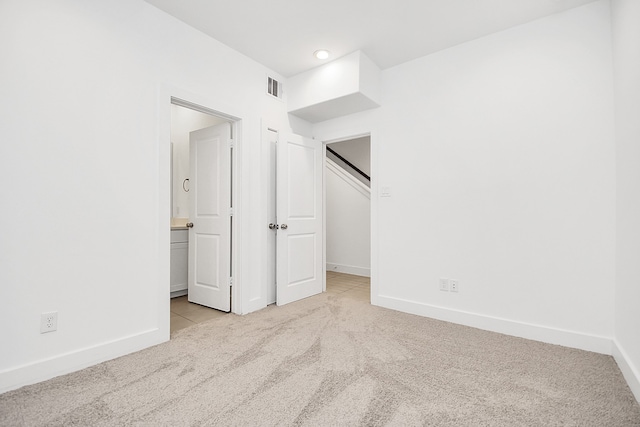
[170,242,188,292]
[171,229,188,243]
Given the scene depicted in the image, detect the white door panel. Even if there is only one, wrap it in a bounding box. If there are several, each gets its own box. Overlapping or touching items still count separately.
[277,133,323,306]
[267,130,277,305]
[188,123,231,312]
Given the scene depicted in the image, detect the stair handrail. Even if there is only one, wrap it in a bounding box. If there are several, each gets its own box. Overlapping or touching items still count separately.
[326,146,370,182]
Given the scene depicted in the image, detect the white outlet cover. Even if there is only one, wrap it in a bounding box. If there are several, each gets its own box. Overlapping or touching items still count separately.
[450,280,459,292]
[40,312,58,333]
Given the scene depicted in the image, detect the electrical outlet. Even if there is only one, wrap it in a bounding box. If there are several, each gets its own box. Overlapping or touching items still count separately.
[439,278,449,291]
[450,280,459,292]
[40,312,58,333]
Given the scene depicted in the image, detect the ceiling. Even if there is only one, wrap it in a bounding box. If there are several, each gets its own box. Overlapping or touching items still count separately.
[144,0,599,77]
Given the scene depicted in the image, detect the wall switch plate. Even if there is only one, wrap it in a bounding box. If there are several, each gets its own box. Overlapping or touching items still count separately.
[380,187,392,197]
[450,280,459,292]
[439,278,449,291]
[40,312,58,333]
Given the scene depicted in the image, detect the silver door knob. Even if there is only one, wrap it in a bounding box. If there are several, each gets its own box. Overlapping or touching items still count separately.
[268,223,278,230]
[186,222,194,228]
[280,224,288,230]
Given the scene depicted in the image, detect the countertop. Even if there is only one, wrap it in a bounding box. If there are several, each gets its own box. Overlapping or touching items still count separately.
[171,218,189,230]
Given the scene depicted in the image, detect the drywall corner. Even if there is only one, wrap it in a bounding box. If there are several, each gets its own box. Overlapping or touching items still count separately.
[358,51,381,106]
[613,339,640,403]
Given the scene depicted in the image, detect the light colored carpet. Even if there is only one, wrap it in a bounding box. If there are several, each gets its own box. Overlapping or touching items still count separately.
[1,292,639,426]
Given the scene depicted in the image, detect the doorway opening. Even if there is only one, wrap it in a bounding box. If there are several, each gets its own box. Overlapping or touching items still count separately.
[325,135,371,300]
[169,98,237,335]
[264,129,371,307]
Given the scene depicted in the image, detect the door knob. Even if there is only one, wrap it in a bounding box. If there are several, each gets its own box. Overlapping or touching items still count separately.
[186,222,194,228]
[280,223,288,230]
[268,223,278,230]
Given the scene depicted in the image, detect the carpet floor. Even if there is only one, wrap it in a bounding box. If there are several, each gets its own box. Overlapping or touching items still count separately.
[1,292,639,426]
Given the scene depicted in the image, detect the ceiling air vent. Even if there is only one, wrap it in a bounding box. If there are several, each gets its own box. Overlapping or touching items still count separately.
[267,76,283,99]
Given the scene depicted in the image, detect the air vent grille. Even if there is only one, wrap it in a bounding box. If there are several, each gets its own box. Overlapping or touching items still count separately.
[267,76,282,99]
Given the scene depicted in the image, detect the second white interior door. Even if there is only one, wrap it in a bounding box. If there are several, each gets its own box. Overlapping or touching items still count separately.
[276,133,323,306]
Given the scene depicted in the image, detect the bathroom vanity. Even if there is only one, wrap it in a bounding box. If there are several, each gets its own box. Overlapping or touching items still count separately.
[170,221,189,297]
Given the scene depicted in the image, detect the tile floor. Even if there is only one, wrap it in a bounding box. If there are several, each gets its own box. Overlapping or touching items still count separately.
[170,296,227,335]
[325,271,371,301]
[170,272,371,335]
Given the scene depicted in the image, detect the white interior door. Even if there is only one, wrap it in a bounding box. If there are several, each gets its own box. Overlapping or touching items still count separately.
[276,133,323,305]
[188,122,231,312]
[267,129,277,305]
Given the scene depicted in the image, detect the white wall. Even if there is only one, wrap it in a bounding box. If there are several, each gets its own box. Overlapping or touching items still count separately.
[171,105,226,219]
[612,0,640,401]
[0,0,294,392]
[315,1,616,353]
[326,160,371,276]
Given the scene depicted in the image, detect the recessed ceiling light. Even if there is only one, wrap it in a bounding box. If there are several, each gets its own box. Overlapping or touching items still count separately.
[314,49,330,60]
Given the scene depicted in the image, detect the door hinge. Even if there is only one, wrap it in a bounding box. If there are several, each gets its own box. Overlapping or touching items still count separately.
[229,277,233,286]
[229,208,234,217]
[229,139,235,149]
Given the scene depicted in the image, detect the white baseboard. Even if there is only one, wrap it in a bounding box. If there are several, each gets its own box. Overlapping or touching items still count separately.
[170,284,187,293]
[376,295,612,355]
[326,263,370,277]
[0,328,166,394]
[613,339,640,403]
[170,289,188,298]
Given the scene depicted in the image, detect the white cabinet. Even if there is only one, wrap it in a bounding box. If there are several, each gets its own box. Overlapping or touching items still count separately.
[170,229,188,294]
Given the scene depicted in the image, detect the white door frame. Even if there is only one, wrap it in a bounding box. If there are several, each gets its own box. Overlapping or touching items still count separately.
[171,98,240,314]
[159,86,243,334]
